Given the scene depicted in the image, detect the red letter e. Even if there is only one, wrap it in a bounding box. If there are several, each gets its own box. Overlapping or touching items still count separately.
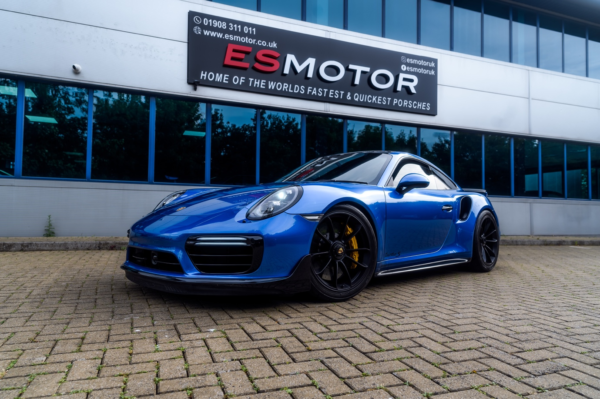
[223,44,252,69]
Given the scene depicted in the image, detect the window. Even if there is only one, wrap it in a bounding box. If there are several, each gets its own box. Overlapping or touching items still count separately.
[541,140,564,198]
[23,83,88,179]
[483,1,509,62]
[539,15,563,72]
[306,0,343,28]
[454,0,481,56]
[348,0,382,36]
[212,0,257,11]
[211,105,256,185]
[260,110,301,183]
[0,78,17,177]
[421,0,451,50]
[92,91,149,181]
[385,124,417,153]
[592,146,600,200]
[454,131,482,189]
[154,98,206,184]
[564,23,586,77]
[262,0,301,20]
[390,162,433,188]
[485,135,510,196]
[347,121,382,152]
[420,128,450,175]
[514,138,539,197]
[566,144,588,199]
[385,0,417,43]
[591,28,600,80]
[512,9,537,67]
[306,116,343,161]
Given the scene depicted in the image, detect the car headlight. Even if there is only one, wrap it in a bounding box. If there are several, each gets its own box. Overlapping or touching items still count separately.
[247,186,303,220]
[154,190,186,211]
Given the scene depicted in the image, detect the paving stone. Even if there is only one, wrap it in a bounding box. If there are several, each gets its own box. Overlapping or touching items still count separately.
[518,360,570,376]
[21,373,64,398]
[357,360,406,375]
[402,357,445,378]
[59,376,125,394]
[479,370,537,395]
[220,370,256,396]
[192,386,225,399]
[567,384,600,398]
[291,386,323,398]
[126,372,157,396]
[480,385,522,399]
[308,369,352,395]
[394,370,445,394]
[100,362,157,377]
[236,392,291,399]
[525,389,586,398]
[262,347,293,365]
[560,369,600,390]
[385,385,423,399]
[439,360,488,375]
[158,375,218,393]
[522,373,577,390]
[88,388,124,399]
[67,358,101,380]
[321,357,362,378]
[274,360,324,375]
[429,390,489,398]
[336,391,395,399]
[254,374,312,392]
[345,373,402,391]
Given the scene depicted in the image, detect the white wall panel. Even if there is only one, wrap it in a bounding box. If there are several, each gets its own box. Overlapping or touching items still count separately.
[489,199,531,236]
[531,69,600,109]
[531,202,600,235]
[531,100,600,143]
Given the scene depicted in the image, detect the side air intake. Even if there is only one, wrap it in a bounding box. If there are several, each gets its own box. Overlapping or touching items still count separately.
[459,196,472,221]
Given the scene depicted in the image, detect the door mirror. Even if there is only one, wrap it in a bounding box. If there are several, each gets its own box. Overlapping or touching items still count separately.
[396,173,430,193]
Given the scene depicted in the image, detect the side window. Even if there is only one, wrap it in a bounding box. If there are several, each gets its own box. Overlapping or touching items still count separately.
[390,162,433,188]
[431,174,451,190]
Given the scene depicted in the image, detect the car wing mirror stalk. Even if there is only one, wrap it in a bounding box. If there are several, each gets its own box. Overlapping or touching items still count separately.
[396,173,430,194]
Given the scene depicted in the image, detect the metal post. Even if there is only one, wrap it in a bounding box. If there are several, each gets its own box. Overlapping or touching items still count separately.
[301,114,306,164]
[301,0,307,21]
[561,21,565,73]
[450,0,454,51]
[563,143,567,198]
[205,103,212,185]
[86,90,94,181]
[509,6,513,63]
[14,81,25,178]
[417,0,421,45]
[586,28,589,78]
[481,0,484,58]
[536,14,540,68]
[381,124,386,150]
[148,97,156,183]
[417,128,421,156]
[510,137,514,197]
[481,135,485,189]
[343,0,348,30]
[256,110,261,185]
[450,131,454,180]
[538,140,542,197]
[343,119,348,152]
[257,0,261,12]
[588,146,592,200]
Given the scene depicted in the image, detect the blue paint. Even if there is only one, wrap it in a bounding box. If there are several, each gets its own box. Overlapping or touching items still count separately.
[538,140,542,198]
[381,124,386,150]
[450,131,454,180]
[588,145,592,200]
[481,135,485,189]
[343,119,348,152]
[301,114,306,164]
[564,143,567,198]
[256,110,261,184]
[14,81,25,178]
[86,90,94,181]
[510,137,514,197]
[205,103,212,185]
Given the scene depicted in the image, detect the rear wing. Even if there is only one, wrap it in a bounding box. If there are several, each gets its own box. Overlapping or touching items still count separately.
[462,188,488,196]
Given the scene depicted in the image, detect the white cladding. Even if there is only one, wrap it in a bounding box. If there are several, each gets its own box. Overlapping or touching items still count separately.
[0,0,599,237]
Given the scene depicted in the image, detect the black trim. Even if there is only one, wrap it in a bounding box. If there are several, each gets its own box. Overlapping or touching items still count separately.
[122,255,313,296]
[462,188,488,196]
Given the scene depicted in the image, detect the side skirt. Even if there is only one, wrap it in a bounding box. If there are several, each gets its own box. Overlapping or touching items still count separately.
[376,258,470,277]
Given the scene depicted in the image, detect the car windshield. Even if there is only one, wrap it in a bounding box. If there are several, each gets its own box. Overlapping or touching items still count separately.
[278,152,392,185]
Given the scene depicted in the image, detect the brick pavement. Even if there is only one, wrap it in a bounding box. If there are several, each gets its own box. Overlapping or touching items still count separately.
[0,246,599,398]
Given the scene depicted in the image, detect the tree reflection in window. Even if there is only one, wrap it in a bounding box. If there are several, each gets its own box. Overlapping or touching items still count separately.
[454,131,482,189]
[385,124,417,154]
[260,110,301,183]
[0,78,17,177]
[155,99,206,184]
[211,105,256,185]
[420,128,451,176]
[347,121,382,152]
[92,91,149,181]
[306,116,343,161]
[23,83,88,179]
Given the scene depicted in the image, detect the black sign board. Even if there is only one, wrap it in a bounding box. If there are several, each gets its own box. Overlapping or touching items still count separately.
[187,11,438,115]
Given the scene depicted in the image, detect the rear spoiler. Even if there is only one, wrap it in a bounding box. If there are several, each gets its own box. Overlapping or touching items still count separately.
[462,188,488,196]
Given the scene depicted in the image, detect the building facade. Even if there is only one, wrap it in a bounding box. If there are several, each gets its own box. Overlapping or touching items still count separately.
[1,0,600,236]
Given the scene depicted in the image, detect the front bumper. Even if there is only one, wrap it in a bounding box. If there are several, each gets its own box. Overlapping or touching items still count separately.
[121,255,313,296]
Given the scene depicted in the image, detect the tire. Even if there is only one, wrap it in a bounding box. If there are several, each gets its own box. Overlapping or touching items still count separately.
[470,210,500,272]
[308,204,377,301]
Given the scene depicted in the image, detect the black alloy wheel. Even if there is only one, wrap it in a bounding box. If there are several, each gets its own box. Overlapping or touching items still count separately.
[309,204,377,301]
[470,210,499,272]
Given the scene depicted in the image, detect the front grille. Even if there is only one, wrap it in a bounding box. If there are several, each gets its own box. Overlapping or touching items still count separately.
[128,247,184,274]
[185,236,264,274]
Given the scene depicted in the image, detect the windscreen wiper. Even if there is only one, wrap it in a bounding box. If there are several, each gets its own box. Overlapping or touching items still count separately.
[315,180,368,184]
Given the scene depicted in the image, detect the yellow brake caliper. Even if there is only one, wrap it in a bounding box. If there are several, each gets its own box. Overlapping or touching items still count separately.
[345,225,359,269]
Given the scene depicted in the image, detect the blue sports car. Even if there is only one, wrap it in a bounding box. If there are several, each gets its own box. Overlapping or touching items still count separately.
[122,151,499,301]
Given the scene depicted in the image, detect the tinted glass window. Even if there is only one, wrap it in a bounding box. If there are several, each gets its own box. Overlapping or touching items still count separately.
[260,110,301,183]
[592,146,600,200]
[454,0,481,56]
[420,128,450,175]
[0,78,17,177]
[385,125,417,153]
[262,0,301,19]
[92,91,149,181]
[391,162,433,188]
[483,1,509,62]
[348,0,382,36]
[211,105,256,185]
[280,152,391,185]
[421,0,451,50]
[541,140,564,198]
[564,23,586,77]
[539,15,563,72]
[306,116,343,161]
[566,144,588,199]
[514,138,539,197]
[154,98,206,184]
[23,83,88,179]
[306,0,344,28]
[385,0,417,43]
[591,28,600,80]
[454,131,482,189]
[485,135,510,196]
[512,9,537,67]
[212,0,257,11]
[347,121,382,152]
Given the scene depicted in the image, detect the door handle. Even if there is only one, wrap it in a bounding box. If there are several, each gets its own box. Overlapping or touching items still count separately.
[442,205,453,212]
